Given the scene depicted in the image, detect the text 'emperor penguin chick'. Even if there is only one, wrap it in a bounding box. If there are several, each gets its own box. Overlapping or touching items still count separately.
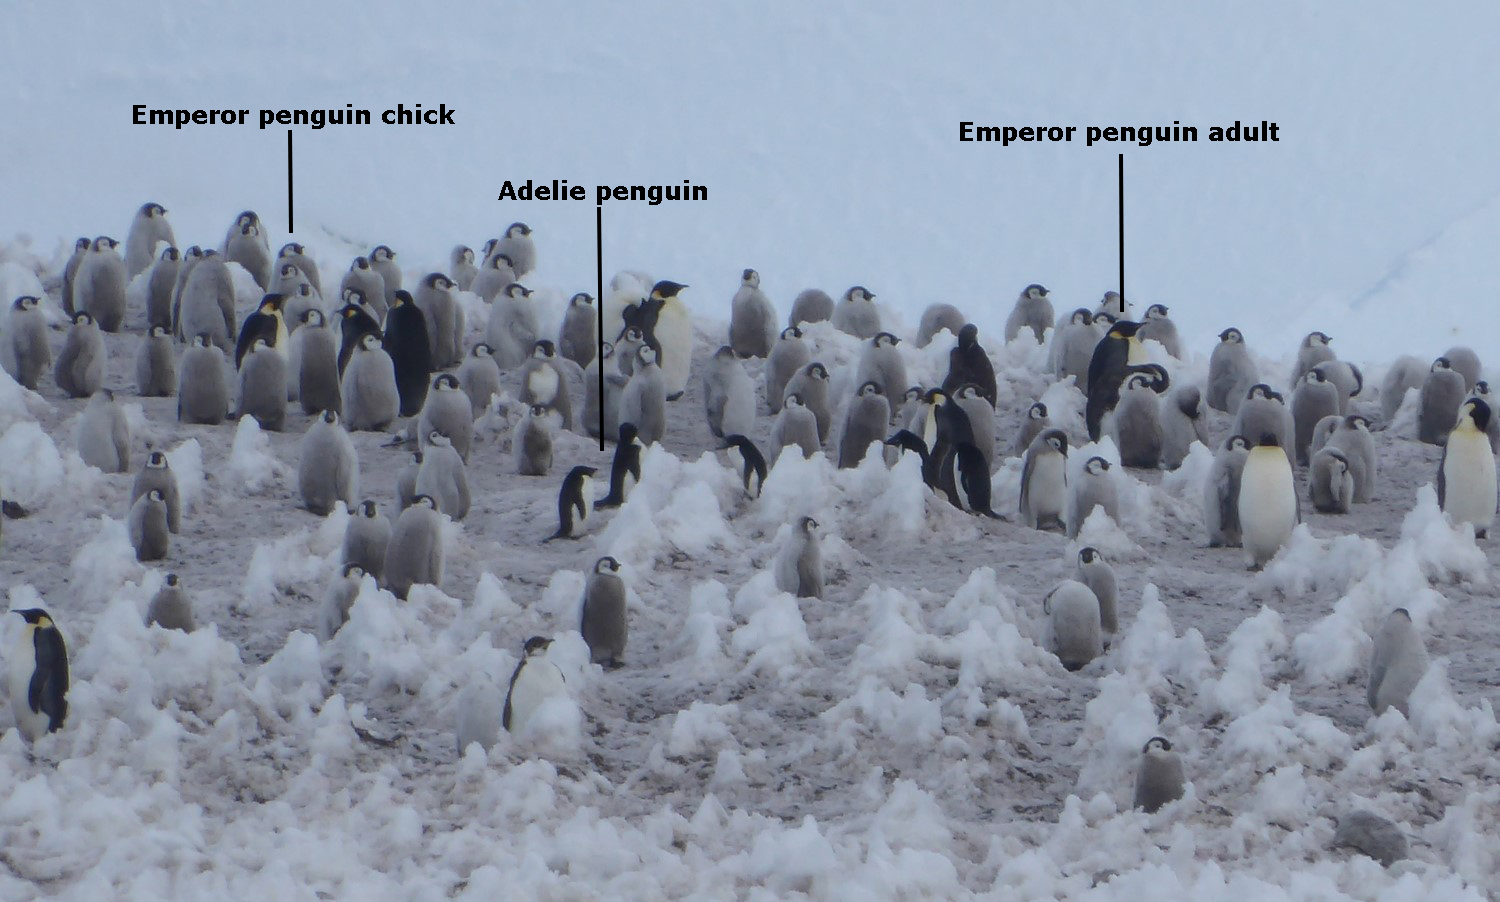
[550,465,597,541]
[1074,547,1118,642]
[416,432,471,520]
[704,346,756,440]
[1419,357,1466,445]
[178,335,229,425]
[1160,384,1209,470]
[1133,737,1185,813]
[1113,371,1166,469]
[5,296,51,390]
[1438,399,1497,538]
[772,394,821,462]
[729,268,776,358]
[857,332,907,419]
[1367,607,1429,717]
[1020,428,1069,531]
[774,516,823,599]
[619,343,667,446]
[55,312,105,398]
[1004,283,1053,344]
[839,381,891,468]
[131,451,181,533]
[1044,579,1102,672]
[1238,433,1298,570]
[419,374,474,463]
[1204,435,1251,547]
[1068,456,1119,539]
[504,636,565,737]
[1308,447,1354,513]
[341,334,400,431]
[299,410,359,516]
[77,390,130,473]
[146,573,194,633]
[129,488,171,561]
[1208,327,1258,414]
[764,326,810,415]
[10,608,68,742]
[135,325,176,397]
[383,494,444,599]
[237,339,288,431]
[783,362,832,444]
[582,556,628,667]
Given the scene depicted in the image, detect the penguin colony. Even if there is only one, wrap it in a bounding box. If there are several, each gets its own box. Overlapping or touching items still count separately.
[1,204,1492,876]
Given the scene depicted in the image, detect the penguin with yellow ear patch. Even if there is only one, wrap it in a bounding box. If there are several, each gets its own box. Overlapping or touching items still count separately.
[9,608,68,743]
[235,293,289,369]
[1438,398,1497,539]
[1085,320,1168,441]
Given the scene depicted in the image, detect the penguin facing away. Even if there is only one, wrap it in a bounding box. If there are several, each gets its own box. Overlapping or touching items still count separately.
[599,422,643,508]
[1367,608,1428,717]
[1043,579,1102,672]
[9,608,68,742]
[1132,737,1185,813]
[724,434,768,498]
[942,324,997,407]
[581,557,628,668]
[384,289,434,418]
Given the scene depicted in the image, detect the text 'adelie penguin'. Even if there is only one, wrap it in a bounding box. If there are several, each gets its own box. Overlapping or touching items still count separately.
[495,180,709,206]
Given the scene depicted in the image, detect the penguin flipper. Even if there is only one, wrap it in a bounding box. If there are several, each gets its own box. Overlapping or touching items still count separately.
[1436,446,1448,507]
[32,629,68,730]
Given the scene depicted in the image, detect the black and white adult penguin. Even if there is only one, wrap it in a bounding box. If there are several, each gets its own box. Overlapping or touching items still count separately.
[1207,327,1258,414]
[856,332,907,419]
[450,245,478,293]
[939,439,999,518]
[724,434,768,498]
[1239,432,1298,569]
[703,346,755,440]
[1004,283,1053,344]
[383,494,444,600]
[145,247,181,331]
[342,500,391,582]
[520,340,574,430]
[1085,321,1168,442]
[341,257,388,324]
[942,324,997,407]
[54,311,105,399]
[383,289,434,418]
[581,557,628,668]
[131,450,182,533]
[369,245,402,309]
[458,343,503,419]
[558,292,597,369]
[1367,608,1429,717]
[782,362,832,444]
[299,410,359,516]
[503,636,565,737]
[492,222,536,277]
[1132,737,1185,813]
[1291,331,1336,388]
[1020,428,1069,531]
[839,381,891,469]
[1438,399,1497,538]
[831,285,880,340]
[61,236,90,316]
[237,339,288,431]
[9,608,68,742]
[135,325,176,398]
[178,334,229,425]
[1043,579,1102,672]
[5,295,51,390]
[1418,357,1466,446]
[765,326,810,415]
[418,374,474,462]
[916,303,966,348]
[729,268,776,358]
[1067,456,1119,539]
[235,294,288,369]
[278,242,323,297]
[599,423,644,508]
[773,516,823,598]
[1204,435,1251,548]
[549,465,598,541]
[76,236,128,332]
[788,287,834,328]
[125,201,174,278]
[1113,371,1166,469]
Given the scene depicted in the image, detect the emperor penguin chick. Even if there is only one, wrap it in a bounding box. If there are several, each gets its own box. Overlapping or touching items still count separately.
[76,236,128,332]
[146,573,194,632]
[369,245,402,308]
[1367,608,1429,717]
[1020,428,1069,531]
[1133,737,1185,813]
[125,202,174,278]
[177,335,229,424]
[503,636,566,737]
[1238,433,1298,569]
[619,343,667,446]
[1437,399,1497,538]
[342,500,391,582]
[341,333,400,431]
[831,286,880,340]
[789,288,834,327]
[839,381,891,468]
[145,247,181,331]
[9,608,68,742]
[1161,384,1210,470]
[77,390,130,473]
[514,405,556,476]
[61,237,90,317]
[128,489,171,561]
[1291,331,1335,387]
[320,563,365,642]
[414,273,464,368]
[1204,435,1251,547]
[1291,368,1341,466]
[1231,384,1295,468]
[774,516,823,599]
[1314,360,1364,416]
[396,451,422,511]
[772,394,821,461]
[583,343,625,441]
[558,292,598,369]
[493,222,536,277]
[703,346,756,440]
[295,309,342,416]
[1308,447,1355,514]
[487,282,540,369]
[1207,328,1258,414]
[340,257,388,324]
[176,252,236,349]
[469,253,516,304]
[519,340,574,430]
[225,214,272,290]
[135,325,176,397]
[299,410,359,516]
[383,494,445,600]
[765,326,810,415]
[1442,345,1481,392]
[856,332,907,419]
[5,295,51,390]
[237,339,288,431]
[783,362,832,443]
[415,432,471,520]
[418,373,474,462]
[581,556,629,667]
[729,268,777,358]
[1012,402,1051,456]
[916,303,966,348]
[952,385,996,471]
[278,242,323,297]
[450,245,478,293]
[1074,547,1119,641]
[1137,303,1181,358]
[1068,456,1119,539]
[1381,356,1427,423]
[131,451,181,533]
[1325,415,1377,503]
[1004,283,1052,344]
[1043,580,1102,672]
[1418,357,1466,445]
[1052,308,1101,385]
[458,343,503,418]
[1113,372,1166,469]
[54,311,106,398]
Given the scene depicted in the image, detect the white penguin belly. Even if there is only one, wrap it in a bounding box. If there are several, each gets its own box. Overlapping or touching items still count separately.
[8,633,46,741]
[1239,455,1296,561]
[1444,435,1497,530]
[1031,453,1066,520]
[508,660,566,735]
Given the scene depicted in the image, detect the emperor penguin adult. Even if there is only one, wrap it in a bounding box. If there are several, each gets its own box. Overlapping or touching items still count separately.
[486,282,541,369]
[177,251,237,349]
[383,494,445,600]
[783,362,832,444]
[550,466,598,541]
[145,246,181,331]
[416,431,471,520]
[299,410,359,516]
[1381,356,1427,423]
[1068,456,1119,539]
[1238,433,1298,569]
[774,516,823,598]
[54,311,105,398]
[415,273,464,368]
[916,303,966,348]
[503,636,566,737]
[134,325,176,397]
[519,340,574,430]
[1043,579,1102,672]
[703,346,756,440]
[1074,547,1119,642]
[469,253,517,304]
[1052,308,1101,385]
[342,500,391,581]
[458,343,503,418]
[771,394,821,462]
[278,242,323,297]
[75,236,128,332]
[294,309,342,416]
[1133,737,1185,813]
[558,292,597,369]
[839,381,891,469]
[1161,384,1210,470]
[5,295,51,390]
[384,289,434,418]
[418,374,474,462]
[235,294,289,369]
[493,222,536,277]
[599,422,644,507]
[1086,321,1167,441]
[177,334,230,424]
[77,389,130,473]
[1207,327,1258,414]
[236,339,287,431]
[581,557,628,667]
[1204,435,1251,547]
[61,236,91,317]
[939,324,997,409]
[320,563,365,642]
[224,212,272,289]
[128,488,171,561]
[341,333,400,431]
[1438,399,1497,538]
[131,450,182,533]
[514,405,556,477]
[9,608,68,742]
[125,202,174,278]
[644,280,694,400]
[831,285,880,340]
[765,326,811,415]
[1012,401,1051,456]
[450,245,478,293]
[1291,368,1341,466]
[1231,384,1295,468]
[1367,608,1429,717]
[146,573,194,633]
[1137,303,1181,358]
[619,343,667,446]
[1418,357,1466,445]
[1325,415,1377,503]
[1004,283,1053,344]
[788,287,834,327]
[1113,371,1166,469]
[341,257,388,324]
[369,245,402,308]
[1442,346,1481,393]
[1291,331,1336,387]
[729,268,776,358]
[1308,447,1354,513]
[857,332,907,419]
[1020,428,1069,531]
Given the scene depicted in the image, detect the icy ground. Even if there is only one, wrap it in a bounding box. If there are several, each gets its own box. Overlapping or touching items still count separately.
[0,243,1497,901]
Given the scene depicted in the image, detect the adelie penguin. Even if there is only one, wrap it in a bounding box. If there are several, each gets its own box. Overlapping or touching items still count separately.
[599,423,644,508]
[549,466,597,541]
[235,294,288,369]
[9,608,68,743]
[581,557,628,668]
[1438,399,1496,539]
[384,289,434,417]
[1085,320,1168,442]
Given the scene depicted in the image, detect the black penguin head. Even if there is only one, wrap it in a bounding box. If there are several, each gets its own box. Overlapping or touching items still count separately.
[1143,737,1172,753]
[1256,432,1281,448]
[1218,328,1243,343]
[428,430,451,447]
[845,286,874,302]
[1023,283,1048,298]
[392,289,415,307]
[491,253,515,271]
[359,333,383,351]
[343,563,366,579]
[741,268,759,285]
[530,340,556,359]
[235,211,258,227]
[504,282,532,299]
[301,309,324,327]
[1475,380,1491,395]
[372,245,395,261]
[651,280,688,300]
[569,465,598,480]
[1125,373,1155,391]
[874,331,899,348]
[1079,546,1101,564]
[808,363,829,381]
[636,344,658,366]
[785,393,805,409]
[596,556,621,574]
[433,373,460,391]
[1247,383,1274,401]
[1226,434,1250,452]
[1094,311,1118,326]
[280,242,304,256]
[455,245,474,264]
[858,381,883,397]
[1345,414,1370,430]
[1029,402,1048,419]
[528,405,548,419]
[143,202,166,217]
[411,494,437,510]
[903,387,923,403]
[1085,456,1111,474]
[258,293,285,314]
[94,236,119,251]
[472,343,493,358]
[799,516,818,533]
[191,333,212,348]
[13,608,53,627]
[162,247,179,261]
[781,325,802,341]
[570,292,594,307]
[1307,331,1331,346]
[1464,398,1492,432]
[280,262,301,279]
[1043,429,1068,454]
[72,311,94,326]
[352,257,370,271]
[617,422,639,444]
[507,222,532,238]
[164,573,180,587]
[1305,368,1328,384]
[1108,321,1143,339]
[147,451,168,468]
[956,384,981,401]
[74,237,91,251]
[12,295,38,311]
[1432,357,1451,372]
[1146,303,1169,318]
[923,388,946,406]
[957,323,979,347]
[523,635,551,655]
[359,500,377,517]
[423,273,452,290]
[1069,308,1093,325]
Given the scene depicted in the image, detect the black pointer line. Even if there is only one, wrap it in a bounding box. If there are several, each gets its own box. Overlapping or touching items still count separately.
[596,203,605,451]
[287,130,294,233]
[1117,153,1124,314]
